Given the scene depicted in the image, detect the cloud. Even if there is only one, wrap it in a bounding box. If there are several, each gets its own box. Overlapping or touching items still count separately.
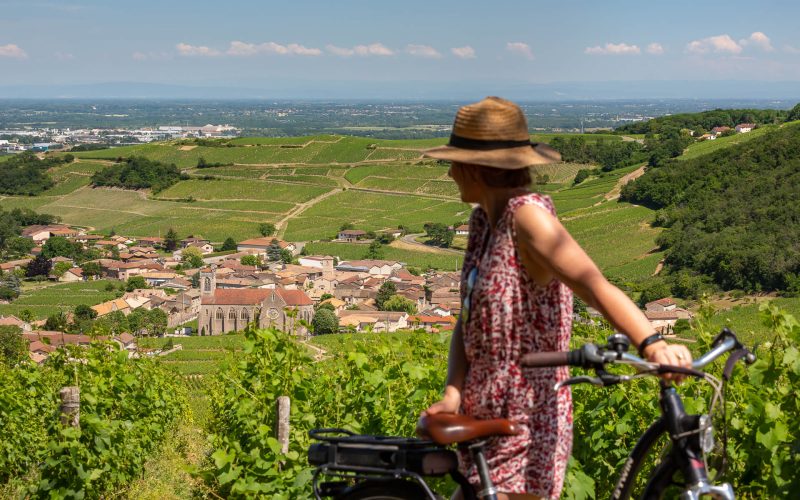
[451,46,476,59]
[740,31,773,51]
[132,51,171,61]
[785,44,800,55]
[646,43,664,55]
[226,41,321,56]
[0,43,28,59]
[326,43,394,57]
[506,42,534,60]
[54,51,74,61]
[585,42,641,55]
[686,34,742,55]
[176,43,220,57]
[406,44,441,58]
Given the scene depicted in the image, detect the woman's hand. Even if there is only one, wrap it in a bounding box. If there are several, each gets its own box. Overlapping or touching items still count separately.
[643,341,693,382]
[422,387,461,416]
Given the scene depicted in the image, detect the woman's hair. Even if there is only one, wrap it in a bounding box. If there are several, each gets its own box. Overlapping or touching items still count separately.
[475,165,532,188]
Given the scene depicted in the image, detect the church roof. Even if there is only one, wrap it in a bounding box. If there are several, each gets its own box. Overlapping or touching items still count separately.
[201,289,270,305]
[200,287,313,306]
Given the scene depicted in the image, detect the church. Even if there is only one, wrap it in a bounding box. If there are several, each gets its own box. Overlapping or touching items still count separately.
[198,266,314,336]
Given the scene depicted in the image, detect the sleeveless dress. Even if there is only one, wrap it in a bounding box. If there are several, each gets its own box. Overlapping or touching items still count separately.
[458,192,573,498]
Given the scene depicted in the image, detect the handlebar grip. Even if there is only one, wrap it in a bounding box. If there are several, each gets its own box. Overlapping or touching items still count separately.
[520,351,573,367]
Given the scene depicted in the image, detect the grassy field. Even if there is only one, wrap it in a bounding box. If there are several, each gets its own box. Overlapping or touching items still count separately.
[679,125,777,161]
[304,241,464,271]
[705,297,800,345]
[0,280,121,319]
[139,334,245,375]
[284,190,470,241]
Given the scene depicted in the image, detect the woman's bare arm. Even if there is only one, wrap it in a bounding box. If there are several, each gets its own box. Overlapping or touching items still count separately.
[513,203,692,369]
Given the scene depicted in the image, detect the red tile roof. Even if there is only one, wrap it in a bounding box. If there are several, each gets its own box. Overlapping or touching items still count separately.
[275,288,313,306]
[201,289,270,305]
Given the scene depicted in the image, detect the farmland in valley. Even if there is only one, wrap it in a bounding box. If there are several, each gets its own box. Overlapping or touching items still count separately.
[0,280,122,319]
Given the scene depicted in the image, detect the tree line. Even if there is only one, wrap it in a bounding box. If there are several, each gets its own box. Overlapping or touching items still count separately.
[621,122,800,293]
[90,156,187,193]
[0,152,74,196]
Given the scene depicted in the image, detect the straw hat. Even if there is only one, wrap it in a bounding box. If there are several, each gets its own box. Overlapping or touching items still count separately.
[423,96,561,169]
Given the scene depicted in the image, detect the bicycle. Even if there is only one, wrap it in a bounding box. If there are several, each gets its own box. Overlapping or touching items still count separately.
[307,328,755,500]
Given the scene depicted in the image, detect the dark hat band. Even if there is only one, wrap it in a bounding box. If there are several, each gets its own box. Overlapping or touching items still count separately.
[448,133,533,151]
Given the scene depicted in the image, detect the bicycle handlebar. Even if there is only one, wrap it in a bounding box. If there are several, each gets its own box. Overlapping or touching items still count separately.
[520,328,755,386]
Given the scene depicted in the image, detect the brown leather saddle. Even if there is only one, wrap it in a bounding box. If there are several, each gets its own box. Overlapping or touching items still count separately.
[416,413,521,446]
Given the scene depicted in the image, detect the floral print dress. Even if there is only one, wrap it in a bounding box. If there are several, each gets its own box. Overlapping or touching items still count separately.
[458,192,573,498]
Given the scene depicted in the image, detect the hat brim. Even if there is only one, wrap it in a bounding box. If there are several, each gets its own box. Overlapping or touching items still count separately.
[422,143,561,169]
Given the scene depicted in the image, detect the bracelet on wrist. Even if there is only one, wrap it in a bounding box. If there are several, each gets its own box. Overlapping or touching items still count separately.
[638,332,666,357]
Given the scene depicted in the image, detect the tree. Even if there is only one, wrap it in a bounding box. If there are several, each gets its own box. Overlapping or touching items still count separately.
[25,255,52,278]
[42,236,80,259]
[126,275,148,292]
[164,228,179,252]
[339,222,354,231]
[424,223,454,248]
[267,239,283,261]
[376,281,397,310]
[18,309,34,323]
[319,293,333,302]
[258,223,276,237]
[279,249,293,264]
[52,261,72,278]
[788,103,800,122]
[182,246,205,268]
[221,237,237,251]
[146,308,168,337]
[95,310,128,336]
[312,308,339,335]
[81,261,102,278]
[315,302,335,313]
[0,325,27,366]
[382,295,416,314]
[0,272,21,300]
[363,240,384,260]
[74,304,98,322]
[44,311,68,332]
[5,236,35,257]
[241,255,262,267]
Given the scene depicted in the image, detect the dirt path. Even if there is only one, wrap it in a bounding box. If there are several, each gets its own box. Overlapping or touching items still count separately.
[602,165,647,202]
[275,188,342,239]
[393,233,464,256]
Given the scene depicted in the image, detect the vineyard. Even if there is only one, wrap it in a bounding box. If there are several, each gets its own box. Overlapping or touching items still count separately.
[0,343,187,498]
[195,304,799,498]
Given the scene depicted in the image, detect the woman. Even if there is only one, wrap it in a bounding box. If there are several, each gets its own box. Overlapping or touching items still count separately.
[422,97,693,500]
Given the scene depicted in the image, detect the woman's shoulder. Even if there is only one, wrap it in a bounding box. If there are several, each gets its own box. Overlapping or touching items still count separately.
[509,191,556,217]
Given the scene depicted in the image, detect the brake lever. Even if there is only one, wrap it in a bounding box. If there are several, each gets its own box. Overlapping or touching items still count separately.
[554,376,603,390]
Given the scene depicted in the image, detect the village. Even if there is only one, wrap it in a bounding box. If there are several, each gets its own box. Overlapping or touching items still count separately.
[0,221,692,364]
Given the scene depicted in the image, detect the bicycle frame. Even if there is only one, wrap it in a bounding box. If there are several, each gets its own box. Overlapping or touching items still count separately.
[612,382,734,500]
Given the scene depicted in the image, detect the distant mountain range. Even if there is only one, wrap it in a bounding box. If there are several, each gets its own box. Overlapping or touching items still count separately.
[2,80,800,100]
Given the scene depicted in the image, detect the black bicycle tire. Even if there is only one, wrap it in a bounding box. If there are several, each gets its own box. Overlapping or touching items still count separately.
[337,478,435,500]
[612,418,669,500]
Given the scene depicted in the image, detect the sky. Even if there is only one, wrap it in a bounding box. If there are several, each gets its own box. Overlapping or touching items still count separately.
[2,0,800,98]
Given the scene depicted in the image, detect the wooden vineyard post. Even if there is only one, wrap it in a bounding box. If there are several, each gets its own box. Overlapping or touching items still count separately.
[276,396,290,454]
[59,386,80,428]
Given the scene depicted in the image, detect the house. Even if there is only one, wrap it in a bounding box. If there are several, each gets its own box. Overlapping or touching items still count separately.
[187,241,215,254]
[710,126,731,136]
[699,133,715,141]
[379,229,404,240]
[645,298,677,312]
[0,315,32,332]
[298,256,336,279]
[158,290,200,328]
[181,236,210,248]
[135,236,164,248]
[337,259,402,277]
[337,229,367,242]
[237,237,297,255]
[91,298,132,317]
[735,123,755,133]
[338,310,409,332]
[59,267,85,282]
[0,258,32,272]
[454,224,470,236]
[319,297,347,314]
[140,271,179,287]
[408,315,457,333]
[644,309,693,335]
[198,266,314,336]
[115,332,137,352]
[21,225,52,244]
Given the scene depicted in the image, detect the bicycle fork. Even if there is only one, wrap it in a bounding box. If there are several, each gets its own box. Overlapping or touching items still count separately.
[661,386,735,500]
